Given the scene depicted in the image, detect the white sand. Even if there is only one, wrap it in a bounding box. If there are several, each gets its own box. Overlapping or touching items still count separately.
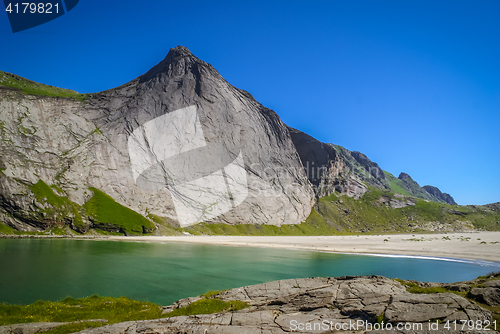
[108,232,500,263]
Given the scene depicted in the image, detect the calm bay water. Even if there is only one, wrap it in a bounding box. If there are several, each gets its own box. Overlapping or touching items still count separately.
[0,239,499,306]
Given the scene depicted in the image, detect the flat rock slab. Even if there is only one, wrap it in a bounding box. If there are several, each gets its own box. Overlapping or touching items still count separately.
[0,322,67,334]
[73,276,493,334]
[0,320,107,334]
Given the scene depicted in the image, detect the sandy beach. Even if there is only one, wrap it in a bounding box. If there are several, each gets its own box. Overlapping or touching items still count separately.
[108,232,500,263]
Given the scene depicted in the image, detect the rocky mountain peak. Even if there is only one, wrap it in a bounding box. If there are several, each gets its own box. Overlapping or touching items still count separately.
[398,172,413,182]
[168,45,194,57]
[139,45,214,83]
[423,185,457,205]
[396,172,457,205]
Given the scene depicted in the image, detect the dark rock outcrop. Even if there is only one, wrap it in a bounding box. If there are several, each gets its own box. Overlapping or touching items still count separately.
[469,287,500,306]
[423,185,457,205]
[397,172,432,201]
[288,127,457,207]
[288,127,388,199]
[398,173,457,205]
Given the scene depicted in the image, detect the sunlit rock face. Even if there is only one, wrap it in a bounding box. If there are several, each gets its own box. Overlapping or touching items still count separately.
[127,105,248,227]
[0,46,315,229]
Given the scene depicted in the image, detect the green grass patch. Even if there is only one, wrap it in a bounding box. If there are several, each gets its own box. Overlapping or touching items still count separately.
[30,180,69,208]
[46,227,68,235]
[0,295,163,327]
[477,271,500,280]
[179,187,500,235]
[29,180,84,230]
[201,290,223,298]
[395,280,451,294]
[164,298,248,317]
[147,214,182,236]
[83,187,155,235]
[181,208,340,236]
[375,312,385,324]
[0,292,248,334]
[93,228,125,236]
[0,71,88,101]
[396,274,500,323]
[384,171,411,196]
[0,221,46,236]
[463,207,500,231]
[0,222,18,235]
[43,321,104,334]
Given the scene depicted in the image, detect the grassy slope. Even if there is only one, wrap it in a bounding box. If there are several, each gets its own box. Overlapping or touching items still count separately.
[0,71,88,101]
[0,296,162,326]
[2,181,498,237]
[0,181,156,236]
[314,189,500,233]
[383,171,410,196]
[83,187,155,235]
[181,207,340,236]
[29,180,84,230]
[175,189,500,236]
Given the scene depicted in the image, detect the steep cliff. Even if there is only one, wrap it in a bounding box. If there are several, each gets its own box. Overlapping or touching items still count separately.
[0,46,314,233]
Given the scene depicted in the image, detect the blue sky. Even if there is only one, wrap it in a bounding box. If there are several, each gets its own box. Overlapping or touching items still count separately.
[1,0,499,205]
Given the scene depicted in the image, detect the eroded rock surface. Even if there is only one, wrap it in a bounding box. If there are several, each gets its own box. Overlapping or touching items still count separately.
[74,276,495,334]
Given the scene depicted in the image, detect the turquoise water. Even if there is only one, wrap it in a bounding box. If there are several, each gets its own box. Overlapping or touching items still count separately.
[0,239,498,306]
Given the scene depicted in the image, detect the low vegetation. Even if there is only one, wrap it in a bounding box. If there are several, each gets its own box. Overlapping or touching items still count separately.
[397,272,500,322]
[0,291,248,334]
[29,180,84,231]
[312,189,499,234]
[0,183,156,236]
[0,71,89,101]
[83,187,155,235]
[177,188,499,236]
[164,299,248,317]
[1,181,498,237]
[384,171,410,196]
[0,222,18,235]
[395,280,451,294]
[181,207,340,236]
[0,295,163,327]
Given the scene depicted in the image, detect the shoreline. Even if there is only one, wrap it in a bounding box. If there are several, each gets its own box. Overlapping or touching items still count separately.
[107,232,500,264]
[2,232,499,264]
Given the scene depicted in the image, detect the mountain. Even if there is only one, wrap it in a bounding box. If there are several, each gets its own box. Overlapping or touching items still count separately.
[422,185,457,205]
[0,46,494,236]
[0,46,313,234]
[288,127,457,205]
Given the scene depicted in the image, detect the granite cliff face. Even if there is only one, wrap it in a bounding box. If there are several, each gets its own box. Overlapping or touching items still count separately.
[0,46,462,234]
[0,46,314,232]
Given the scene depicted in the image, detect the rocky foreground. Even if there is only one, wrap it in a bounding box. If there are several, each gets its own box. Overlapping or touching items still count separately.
[2,275,498,334]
